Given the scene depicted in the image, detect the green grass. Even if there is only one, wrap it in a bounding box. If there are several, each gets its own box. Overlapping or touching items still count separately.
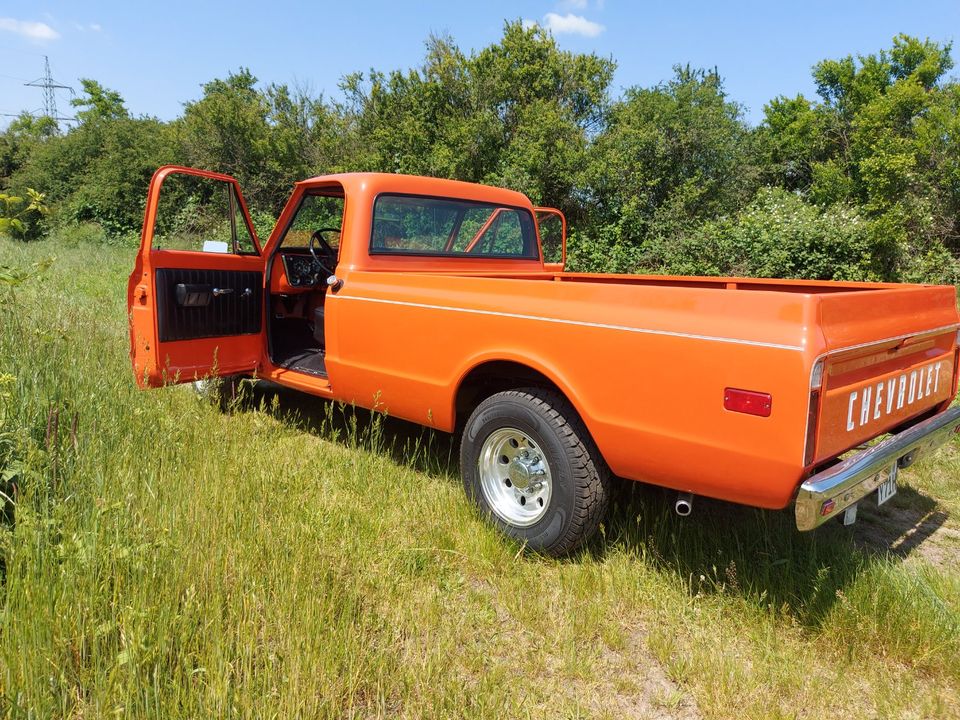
[1,236,959,719]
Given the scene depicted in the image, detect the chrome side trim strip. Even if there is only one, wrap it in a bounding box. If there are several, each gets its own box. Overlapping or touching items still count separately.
[329,294,805,351]
[795,406,960,530]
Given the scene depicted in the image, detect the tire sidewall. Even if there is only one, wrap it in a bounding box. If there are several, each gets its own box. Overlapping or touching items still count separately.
[461,394,578,552]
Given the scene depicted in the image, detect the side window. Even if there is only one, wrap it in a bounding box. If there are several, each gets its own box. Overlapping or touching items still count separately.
[537,212,564,264]
[279,193,345,249]
[371,195,537,258]
[152,174,258,254]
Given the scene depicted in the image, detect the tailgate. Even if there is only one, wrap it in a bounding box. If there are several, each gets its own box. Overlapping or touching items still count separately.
[812,286,959,464]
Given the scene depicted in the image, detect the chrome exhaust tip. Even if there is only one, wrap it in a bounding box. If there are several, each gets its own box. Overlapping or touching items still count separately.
[675,492,693,517]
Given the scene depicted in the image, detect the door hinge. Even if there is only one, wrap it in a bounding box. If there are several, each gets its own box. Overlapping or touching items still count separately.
[134,284,149,304]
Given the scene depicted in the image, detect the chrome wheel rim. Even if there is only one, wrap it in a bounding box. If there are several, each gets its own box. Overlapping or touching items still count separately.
[478,427,552,527]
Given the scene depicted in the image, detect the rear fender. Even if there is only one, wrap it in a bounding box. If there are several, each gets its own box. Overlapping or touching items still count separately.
[452,351,595,434]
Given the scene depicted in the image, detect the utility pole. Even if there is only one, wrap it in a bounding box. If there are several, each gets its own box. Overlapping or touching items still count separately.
[24,55,74,125]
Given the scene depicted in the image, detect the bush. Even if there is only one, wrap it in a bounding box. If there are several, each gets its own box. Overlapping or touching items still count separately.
[44,222,111,248]
[0,189,48,240]
[573,188,899,281]
[682,188,896,281]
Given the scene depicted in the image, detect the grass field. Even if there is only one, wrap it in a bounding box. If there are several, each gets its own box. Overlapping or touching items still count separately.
[1,235,959,719]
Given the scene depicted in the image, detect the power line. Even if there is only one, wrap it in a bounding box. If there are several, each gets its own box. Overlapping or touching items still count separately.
[24,56,74,123]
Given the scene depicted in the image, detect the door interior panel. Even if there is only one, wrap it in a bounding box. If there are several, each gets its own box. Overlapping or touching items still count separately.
[156,268,263,342]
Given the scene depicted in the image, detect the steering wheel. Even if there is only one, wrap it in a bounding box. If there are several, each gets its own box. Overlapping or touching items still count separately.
[308,228,339,275]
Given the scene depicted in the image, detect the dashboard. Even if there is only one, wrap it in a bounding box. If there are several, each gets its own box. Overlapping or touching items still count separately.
[279,251,324,289]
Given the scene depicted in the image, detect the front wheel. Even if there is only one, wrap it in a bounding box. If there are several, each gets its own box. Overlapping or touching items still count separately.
[460,388,610,556]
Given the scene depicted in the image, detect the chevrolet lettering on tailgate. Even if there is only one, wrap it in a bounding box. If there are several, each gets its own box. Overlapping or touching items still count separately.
[846,359,951,432]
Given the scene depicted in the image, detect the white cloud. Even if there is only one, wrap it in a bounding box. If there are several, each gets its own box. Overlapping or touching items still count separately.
[542,12,605,37]
[90,23,101,32]
[73,22,102,32]
[521,18,538,30]
[0,17,60,41]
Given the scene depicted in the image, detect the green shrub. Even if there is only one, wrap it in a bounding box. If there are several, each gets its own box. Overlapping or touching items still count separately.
[679,188,896,281]
[0,189,48,240]
[573,188,901,281]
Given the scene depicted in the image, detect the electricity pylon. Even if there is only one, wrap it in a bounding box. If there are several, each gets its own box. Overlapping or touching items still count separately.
[24,55,74,123]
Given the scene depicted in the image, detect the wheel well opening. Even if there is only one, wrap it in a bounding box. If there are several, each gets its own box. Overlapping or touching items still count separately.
[455,361,564,428]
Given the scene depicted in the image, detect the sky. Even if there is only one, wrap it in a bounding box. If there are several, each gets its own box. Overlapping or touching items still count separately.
[0,0,958,129]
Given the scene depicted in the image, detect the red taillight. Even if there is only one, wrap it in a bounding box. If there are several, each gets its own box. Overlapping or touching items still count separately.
[804,388,821,466]
[804,359,824,466]
[724,388,772,417]
[952,344,959,398]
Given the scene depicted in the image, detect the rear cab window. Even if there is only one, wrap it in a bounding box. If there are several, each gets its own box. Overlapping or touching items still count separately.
[370,194,539,259]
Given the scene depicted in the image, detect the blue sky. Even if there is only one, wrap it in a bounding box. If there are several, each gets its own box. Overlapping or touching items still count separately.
[1,1,957,129]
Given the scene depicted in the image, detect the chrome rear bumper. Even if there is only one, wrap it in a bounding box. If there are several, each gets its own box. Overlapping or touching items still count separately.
[795,406,960,531]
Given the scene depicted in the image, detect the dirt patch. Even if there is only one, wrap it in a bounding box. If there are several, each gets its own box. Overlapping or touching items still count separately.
[467,577,700,719]
[569,624,702,720]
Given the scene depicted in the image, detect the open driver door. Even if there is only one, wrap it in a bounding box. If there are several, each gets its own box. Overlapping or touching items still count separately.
[128,166,266,388]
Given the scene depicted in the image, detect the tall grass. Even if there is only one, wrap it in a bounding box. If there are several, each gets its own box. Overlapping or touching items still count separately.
[1,236,958,719]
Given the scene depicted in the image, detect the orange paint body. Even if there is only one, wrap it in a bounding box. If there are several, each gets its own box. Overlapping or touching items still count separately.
[129,167,960,511]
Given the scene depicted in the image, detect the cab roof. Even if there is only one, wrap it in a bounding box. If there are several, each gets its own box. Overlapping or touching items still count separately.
[296,172,533,210]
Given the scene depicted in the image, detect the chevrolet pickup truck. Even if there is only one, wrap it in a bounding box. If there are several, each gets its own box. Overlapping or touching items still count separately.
[128,166,960,555]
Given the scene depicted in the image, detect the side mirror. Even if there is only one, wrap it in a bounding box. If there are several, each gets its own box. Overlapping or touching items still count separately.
[534,207,566,272]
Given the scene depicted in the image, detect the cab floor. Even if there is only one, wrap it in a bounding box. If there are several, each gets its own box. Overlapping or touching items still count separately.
[274,347,327,377]
[270,316,327,377]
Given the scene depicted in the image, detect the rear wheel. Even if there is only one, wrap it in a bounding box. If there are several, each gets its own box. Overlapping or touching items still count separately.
[460,388,610,556]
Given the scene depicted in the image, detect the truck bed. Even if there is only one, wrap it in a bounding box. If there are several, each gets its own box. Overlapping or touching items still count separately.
[326,269,958,509]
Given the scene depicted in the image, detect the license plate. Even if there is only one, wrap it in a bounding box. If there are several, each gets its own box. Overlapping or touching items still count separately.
[877,463,898,505]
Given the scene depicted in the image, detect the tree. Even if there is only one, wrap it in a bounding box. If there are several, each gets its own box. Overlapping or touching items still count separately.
[178,69,338,216]
[759,35,959,281]
[0,113,58,186]
[339,22,614,214]
[754,95,827,191]
[178,69,275,207]
[9,80,178,238]
[71,79,129,123]
[572,66,757,272]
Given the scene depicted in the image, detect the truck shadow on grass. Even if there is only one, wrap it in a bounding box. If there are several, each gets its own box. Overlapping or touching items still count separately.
[246,380,460,475]
[602,481,951,626]
[247,381,950,629]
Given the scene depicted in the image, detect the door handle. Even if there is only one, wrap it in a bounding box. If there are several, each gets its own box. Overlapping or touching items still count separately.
[241,288,253,298]
[212,287,234,297]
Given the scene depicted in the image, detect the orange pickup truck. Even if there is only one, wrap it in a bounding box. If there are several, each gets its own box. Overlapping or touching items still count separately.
[129,166,960,555]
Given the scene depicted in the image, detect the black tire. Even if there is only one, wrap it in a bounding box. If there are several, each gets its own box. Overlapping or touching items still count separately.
[460,387,610,556]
